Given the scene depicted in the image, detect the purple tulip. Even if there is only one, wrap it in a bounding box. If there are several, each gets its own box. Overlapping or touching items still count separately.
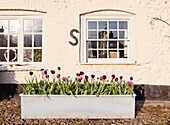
[79,76,83,80]
[79,79,81,82]
[29,71,33,76]
[115,77,118,82]
[128,81,132,86]
[76,73,80,77]
[80,71,84,76]
[111,74,115,79]
[91,74,95,79]
[41,68,44,71]
[130,77,133,81]
[58,67,61,70]
[56,74,60,78]
[85,75,88,81]
[44,70,47,75]
[62,77,66,81]
[51,70,55,74]
[45,74,49,78]
[100,76,103,81]
[103,75,107,80]
[120,76,123,80]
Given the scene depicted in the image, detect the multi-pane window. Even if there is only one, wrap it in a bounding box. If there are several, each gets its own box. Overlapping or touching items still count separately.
[0,20,19,62]
[87,20,129,59]
[81,11,135,64]
[0,18,43,64]
[23,20,42,62]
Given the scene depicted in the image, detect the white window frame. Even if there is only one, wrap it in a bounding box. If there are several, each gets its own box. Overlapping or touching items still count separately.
[80,11,136,64]
[0,12,45,65]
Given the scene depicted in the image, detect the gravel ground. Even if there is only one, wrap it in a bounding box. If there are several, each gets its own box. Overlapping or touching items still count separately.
[0,95,169,125]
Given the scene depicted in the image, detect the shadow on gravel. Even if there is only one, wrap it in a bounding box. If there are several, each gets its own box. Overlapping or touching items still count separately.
[134,84,146,117]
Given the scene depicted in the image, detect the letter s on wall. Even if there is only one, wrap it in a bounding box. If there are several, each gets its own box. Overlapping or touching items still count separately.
[69,29,80,46]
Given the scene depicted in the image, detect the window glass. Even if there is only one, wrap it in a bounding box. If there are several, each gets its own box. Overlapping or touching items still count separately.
[0,35,8,47]
[0,20,8,33]
[88,21,97,29]
[34,34,42,47]
[23,49,32,62]
[24,20,33,32]
[34,20,42,32]
[109,21,117,29]
[34,49,42,62]
[119,21,127,29]
[9,20,18,33]
[9,35,18,47]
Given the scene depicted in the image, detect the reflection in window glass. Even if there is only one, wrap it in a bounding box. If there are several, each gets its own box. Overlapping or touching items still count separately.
[10,20,18,33]
[88,21,97,29]
[109,41,117,48]
[9,49,17,62]
[0,20,8,33]
[24,20,33,32]
[99,41,107,49]
[109,50,117,58]
[87,41,97,49]
[119,31,125,39]
[99,21,107,29]
[0,49,7,61]
[99,50,107,58]
[88,31,97,39]
[99,31,107,39]
[23,49,32,62]
[24,35,32,47]
[34,20,42,32]
[34,49,42,62]
[119,21,127,29]
[88,50,97,58]
[119,41,124,48]
[10,35,18,47]
[109,21,117,29]
[34,35,42,47]
[109,31,117,39]
[0,35,8,47]
[119,50,128,58]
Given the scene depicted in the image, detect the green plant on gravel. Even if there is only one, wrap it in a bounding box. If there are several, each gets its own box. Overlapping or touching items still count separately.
[20,68,134,96]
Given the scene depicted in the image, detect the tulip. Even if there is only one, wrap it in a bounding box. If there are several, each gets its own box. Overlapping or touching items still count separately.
[41,71,45,75]
[76,73,80,77]
[62,77,66,81]
[29,71,33,76]
[111,74,115,79]
[56,74,60,78]
[130,77,133,81]
[103,75,107,80]
[45,74,49,78]
[41,68,44,71]
[51,70,55,74]
[91,74,95,79]
[58,67,61,70]
[100,76,103,81]
[115,77,118,82]
[120,76,123,80]
[44,70,47,75]
[128,81,132,86]
[79,76,83,80]
[80,71,84,76]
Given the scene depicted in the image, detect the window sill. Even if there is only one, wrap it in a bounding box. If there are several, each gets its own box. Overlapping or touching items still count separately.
[0,65,41,72]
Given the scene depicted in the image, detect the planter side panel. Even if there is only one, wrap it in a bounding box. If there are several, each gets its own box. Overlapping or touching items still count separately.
[21,95,135,119]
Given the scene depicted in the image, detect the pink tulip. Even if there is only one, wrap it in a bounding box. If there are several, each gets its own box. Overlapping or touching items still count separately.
[115,77,118,82]
[128,81,132,86]
[62,77,66,81]
[79,76,83,80]
[100,76,103,81]
[45,74,49,78]
[56,74,60,78]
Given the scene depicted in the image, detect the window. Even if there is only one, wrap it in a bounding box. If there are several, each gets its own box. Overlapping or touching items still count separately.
[0,17,43,64]
[80,10,135,64]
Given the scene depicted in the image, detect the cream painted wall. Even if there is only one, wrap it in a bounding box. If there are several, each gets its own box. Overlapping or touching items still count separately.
[0,0,169,85]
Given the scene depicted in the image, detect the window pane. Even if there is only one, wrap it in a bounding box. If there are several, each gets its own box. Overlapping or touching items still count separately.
[99,50,107,58]
[119,21,127,29]
[24,35,32,47]
[119,31,125,39]
[109,41,117,48]
[9,49,17,62]
[88,21,97,29]
[34,20,42,32]
[0,35,8,47]
[99,41,107,49]
[88,50,97,58]
[119,50,128,58]
[0,49,7,62]
[109,50,117,58]
[99,31,107,39]
[88,31,97,39]
[9,35,18,47]
[119,41,127,48]
[24,20,32,32]
[23,49,32,62]
[109,21,117,29]
[34,49,42,62]
[34,35,42,47]
[99,21,107,29]
[109,31,117,39]
[0,20,8,33]
[9,20,18,33]
[87,41,97,49]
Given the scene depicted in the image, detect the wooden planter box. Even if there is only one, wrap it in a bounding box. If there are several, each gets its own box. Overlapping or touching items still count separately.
[20,94,136,119]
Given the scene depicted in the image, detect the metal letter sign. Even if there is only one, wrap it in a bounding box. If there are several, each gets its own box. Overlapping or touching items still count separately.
[69,29,79,46]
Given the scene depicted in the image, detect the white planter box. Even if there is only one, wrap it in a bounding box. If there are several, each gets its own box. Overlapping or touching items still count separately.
[20,94,136,119]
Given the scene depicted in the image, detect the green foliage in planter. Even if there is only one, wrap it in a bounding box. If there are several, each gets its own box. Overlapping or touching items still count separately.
[20,69,134,96]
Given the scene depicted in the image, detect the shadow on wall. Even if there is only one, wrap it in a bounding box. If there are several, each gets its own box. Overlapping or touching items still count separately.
[0,69,20,100]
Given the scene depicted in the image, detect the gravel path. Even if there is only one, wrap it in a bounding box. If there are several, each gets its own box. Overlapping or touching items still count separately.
[0,95,169,125]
